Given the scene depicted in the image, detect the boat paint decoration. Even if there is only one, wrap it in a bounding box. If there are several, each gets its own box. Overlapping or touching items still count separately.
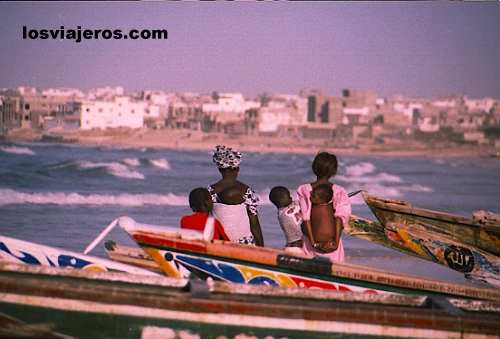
[0,235,159,276]
[363,193,500,257]
[384,223,500,287]
[142,245,389,294]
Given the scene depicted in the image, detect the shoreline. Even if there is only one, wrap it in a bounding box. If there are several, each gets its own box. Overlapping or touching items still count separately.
[2,128,498,159]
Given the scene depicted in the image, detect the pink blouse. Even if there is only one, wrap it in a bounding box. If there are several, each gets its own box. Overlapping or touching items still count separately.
[296,183,351,262]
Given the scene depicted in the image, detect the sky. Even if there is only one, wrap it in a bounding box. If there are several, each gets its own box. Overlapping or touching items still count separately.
[0,2,499,99]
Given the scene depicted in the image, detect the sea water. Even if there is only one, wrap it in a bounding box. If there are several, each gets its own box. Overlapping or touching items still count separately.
[1,141,499,285]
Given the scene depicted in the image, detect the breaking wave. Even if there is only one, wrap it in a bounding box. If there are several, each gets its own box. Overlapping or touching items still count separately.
[0,146,35,155]
[345,162,376,176]
[122,158,140,167]
[337,172,402,184]
[148,158,171,170]
[78,161,145,180]
[0,189,187,207]
[348,183,433,205]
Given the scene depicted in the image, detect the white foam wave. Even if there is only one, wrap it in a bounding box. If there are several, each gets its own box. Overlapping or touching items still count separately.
[0,146,35,155]
[345,162,376,177]
[0,189,187,207]
[78,161,144,180]
[149,158,171,170]
[122,158,140,167]
[347,183,403,205]
[337,172,402,184]
[400,184,433,193]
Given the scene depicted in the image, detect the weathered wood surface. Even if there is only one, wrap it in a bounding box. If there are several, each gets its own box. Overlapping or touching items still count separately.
[0,312,73,339]
[346,215,500,287]
[1,262,499,338]
[104,240,162,273]
[345,215,420,258]
[363,193,500,256]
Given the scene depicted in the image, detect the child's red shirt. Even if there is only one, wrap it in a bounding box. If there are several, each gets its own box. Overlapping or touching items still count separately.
[180,212,229,241]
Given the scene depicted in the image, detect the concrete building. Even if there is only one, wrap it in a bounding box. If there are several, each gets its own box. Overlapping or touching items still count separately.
[257,95,307,134]
[41,88,85,98]
[464,97,495,113]
[88,86,125,100]
[202,93,260,133]
[70,96,146,130]
[341,89,378,125]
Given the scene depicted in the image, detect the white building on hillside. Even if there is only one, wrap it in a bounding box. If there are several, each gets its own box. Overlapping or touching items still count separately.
[203,93,260,114]
[88,86,125,100]
[71,96,145,130]
[258,95,307,133]
[464,97,495,113]
[42,88,85,98]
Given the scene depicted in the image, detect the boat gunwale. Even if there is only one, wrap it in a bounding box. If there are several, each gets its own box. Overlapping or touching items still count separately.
[1,263,500,336]
[131,232,500,301]
[363,193,500,232]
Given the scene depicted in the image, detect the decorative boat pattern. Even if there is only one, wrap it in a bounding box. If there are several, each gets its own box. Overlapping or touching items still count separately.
[117,217,500,301]
[0,234,159,276]
[384,223,500,287]
[360,193,500,287]
[144,246,384,293]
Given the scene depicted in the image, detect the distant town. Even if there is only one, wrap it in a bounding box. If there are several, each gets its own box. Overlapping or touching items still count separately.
[1,86,500,156]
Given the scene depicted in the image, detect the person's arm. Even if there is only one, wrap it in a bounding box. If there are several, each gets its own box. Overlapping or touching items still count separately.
[329,186,351,249]
[334,186,351,230]
[244,187,264,246]
[297,186,315,245]
[247,210,264,246]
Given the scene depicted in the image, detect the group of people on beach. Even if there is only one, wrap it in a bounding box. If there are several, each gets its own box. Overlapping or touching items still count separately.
[180,145,351,262]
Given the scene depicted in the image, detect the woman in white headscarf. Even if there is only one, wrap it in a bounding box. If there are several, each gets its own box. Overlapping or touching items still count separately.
[208,145,264,246]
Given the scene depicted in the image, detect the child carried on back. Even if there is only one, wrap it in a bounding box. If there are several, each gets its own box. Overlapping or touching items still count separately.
[309,184,338,253]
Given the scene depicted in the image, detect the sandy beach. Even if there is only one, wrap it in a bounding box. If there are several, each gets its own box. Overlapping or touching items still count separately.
[3,127,497,159]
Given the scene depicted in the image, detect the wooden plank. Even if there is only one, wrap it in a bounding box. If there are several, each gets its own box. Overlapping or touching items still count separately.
[1,262,499,337]
[209,280,429,307]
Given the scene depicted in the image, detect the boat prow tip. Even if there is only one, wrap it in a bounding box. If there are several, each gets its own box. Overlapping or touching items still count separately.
[117,216,137,231]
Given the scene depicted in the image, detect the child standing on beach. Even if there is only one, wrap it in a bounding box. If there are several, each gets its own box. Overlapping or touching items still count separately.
[269,186,304,252]
[181,187,229,241]
[297,152,351,262]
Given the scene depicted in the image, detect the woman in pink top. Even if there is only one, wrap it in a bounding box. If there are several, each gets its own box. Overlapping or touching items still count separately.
[296,152,351,262]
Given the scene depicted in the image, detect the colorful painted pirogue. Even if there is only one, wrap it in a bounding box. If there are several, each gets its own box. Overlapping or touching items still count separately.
[116,216,500,301]
[1,261,499,338]
[360,193,500,287]
[0,234,159,276]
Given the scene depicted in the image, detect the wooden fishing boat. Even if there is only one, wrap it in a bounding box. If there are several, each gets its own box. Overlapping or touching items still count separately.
[0,234,159,276]
[115,216,500,301]
[361,193,500,286]
[1,261,499,338]
[364,192,500,256]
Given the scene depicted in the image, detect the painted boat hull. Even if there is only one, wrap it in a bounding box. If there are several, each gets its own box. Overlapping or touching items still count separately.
[361,193,500,286]
[363,193,500,256]
[1,262,499,338]
[117,217,500,301]
[0,234,159,276]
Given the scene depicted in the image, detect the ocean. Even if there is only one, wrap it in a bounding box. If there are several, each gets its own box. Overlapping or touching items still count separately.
[1,141,499,285]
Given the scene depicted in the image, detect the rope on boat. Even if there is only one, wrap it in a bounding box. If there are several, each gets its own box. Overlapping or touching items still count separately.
[83,218,119,255]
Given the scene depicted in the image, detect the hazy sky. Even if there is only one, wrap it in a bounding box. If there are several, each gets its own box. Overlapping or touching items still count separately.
[1,2,499,98]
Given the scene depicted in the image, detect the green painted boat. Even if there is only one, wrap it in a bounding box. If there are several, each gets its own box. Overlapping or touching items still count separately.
[362,193,500,287]
[1,262,499,338]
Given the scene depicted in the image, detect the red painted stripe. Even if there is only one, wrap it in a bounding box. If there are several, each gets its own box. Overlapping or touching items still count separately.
[290,276,341,290]
[132,233,207,253]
